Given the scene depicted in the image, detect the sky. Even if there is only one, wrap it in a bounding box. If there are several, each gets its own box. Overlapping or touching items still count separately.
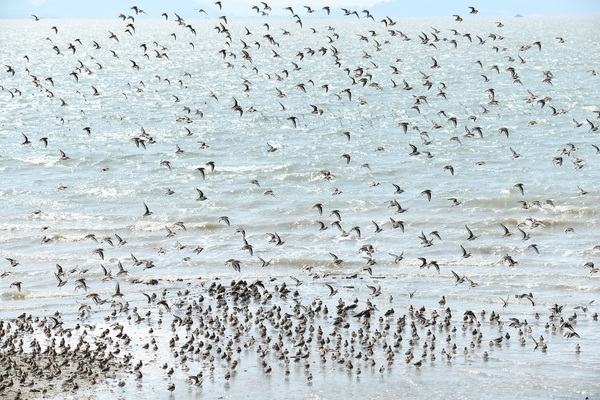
[0,0,599,19]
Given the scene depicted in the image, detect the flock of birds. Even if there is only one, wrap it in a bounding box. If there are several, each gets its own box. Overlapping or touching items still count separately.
[1,2,599,398]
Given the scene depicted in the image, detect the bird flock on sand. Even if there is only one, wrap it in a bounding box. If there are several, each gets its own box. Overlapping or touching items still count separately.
[1,3,599,398]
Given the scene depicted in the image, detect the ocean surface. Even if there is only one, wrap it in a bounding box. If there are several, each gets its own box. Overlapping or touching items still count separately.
[1,9,599,399]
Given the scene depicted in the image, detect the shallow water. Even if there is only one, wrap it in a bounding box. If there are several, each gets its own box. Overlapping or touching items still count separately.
[0,10,600,400]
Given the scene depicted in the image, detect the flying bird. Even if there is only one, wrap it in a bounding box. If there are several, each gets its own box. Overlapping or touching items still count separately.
[142,202,153,217]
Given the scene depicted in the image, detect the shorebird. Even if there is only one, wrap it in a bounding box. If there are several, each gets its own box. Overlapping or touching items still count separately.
[448,197,462,207]
[513,183,525,195]
[226,259,241,272]
[451,270,465,285]
[316,221,328,231]
[500,223,512,237]
[372,221,383,233]
[312,203,323,215]
[287,116,299,128]
[389,218,405,231]
[257,256,272,267]
[165,226,176,237]
[196,188,208,201]
[389,252,404,263]
[241,239,253,255]
[92,248,105,260]
[392,184,405,194]
[325,283,338,297]
[21,133,31,145]
[499,295,509,308]
[330,209,342,221]
[460,244,471,258]
[420,189,432,202]
[517,227,530,241]
[5,258,19,267]
[266,232,285,246]
[329,252,343,265]
[465,225,479,240]
[418,232,434,247]
[142,202,153,217]
[113,282,123,298]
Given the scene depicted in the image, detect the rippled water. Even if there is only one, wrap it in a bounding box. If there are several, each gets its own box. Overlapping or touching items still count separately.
[1,11,599,399]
